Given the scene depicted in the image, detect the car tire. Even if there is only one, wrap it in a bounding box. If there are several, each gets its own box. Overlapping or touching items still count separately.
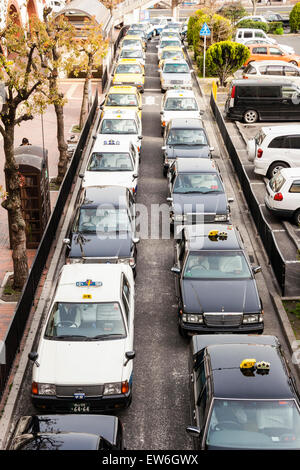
[267,162,289,179]
[161,127,164,136]
[163,167,168,177]
[289,60,298,66]
[243,109,258,124]
[293,209,300,226]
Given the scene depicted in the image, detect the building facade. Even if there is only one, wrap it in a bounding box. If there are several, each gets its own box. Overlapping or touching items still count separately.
[0,0,61,30]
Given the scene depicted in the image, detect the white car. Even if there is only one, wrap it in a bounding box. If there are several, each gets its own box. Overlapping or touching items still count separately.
[98,108,143,152]
[264,167,300,225]
[247,125,300,178]
[159,60,193,92]
[236,15,268,24]
[82,135,139,195]
[234,28,294,55]
[28,263,135,413]
[119,47,145,66]
[160,89,202,135]
[241,60,300,83]
[157,38,183,60]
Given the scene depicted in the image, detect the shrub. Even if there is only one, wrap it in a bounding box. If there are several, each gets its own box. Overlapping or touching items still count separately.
[236,19,269,33]
[268,21,283,34]
[187,9,205,45]
[218,2,247,24]
[290,2,300,33]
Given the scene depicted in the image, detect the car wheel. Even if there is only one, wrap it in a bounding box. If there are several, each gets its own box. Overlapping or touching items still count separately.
[293,209,300,226]
[267,162,289,179]
[289,60,298,66]
[243,109,258,124]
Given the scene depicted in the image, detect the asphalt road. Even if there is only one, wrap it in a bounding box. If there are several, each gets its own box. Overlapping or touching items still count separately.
[7,34,300,451]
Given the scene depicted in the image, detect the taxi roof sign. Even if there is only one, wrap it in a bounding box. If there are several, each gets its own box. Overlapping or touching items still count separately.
[208,230,228,241]
[240,359,256,369]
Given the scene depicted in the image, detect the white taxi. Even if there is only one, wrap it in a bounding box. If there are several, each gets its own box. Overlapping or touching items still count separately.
[98,108,143,153]
[28,264,135,413]
[82,135,139,196]
[160,89,202,135]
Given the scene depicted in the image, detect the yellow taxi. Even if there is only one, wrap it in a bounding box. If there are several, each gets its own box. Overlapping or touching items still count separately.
[100,85,142,119]
[112,59,145,93]
[120,35,146,51]
[158,46,186,69]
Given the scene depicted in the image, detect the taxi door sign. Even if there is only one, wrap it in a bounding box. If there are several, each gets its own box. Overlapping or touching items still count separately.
[82,294,92,299]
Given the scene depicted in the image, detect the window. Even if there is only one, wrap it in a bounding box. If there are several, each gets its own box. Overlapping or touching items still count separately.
[252,47,267,54]
[266,65,284,76]
[287,136,300,149]
[197,386,208,428]
[269,47,283,56]
[106,94,138,107]
[173,172,223,194]
[87,152,134,171]
[254,31,265,38]
[258,86,281,98]
[165,97,198,111]
[282,86,300,98]
[100,119,138,134]
[122,276,131,321]
[268,136,286,149]
[269,173,286,192]
[183,251,252,279]
[289,180,300,193]
[237,86,258,98]
[259,65,267,75]
[284,66,300,77]
[244,64,257,75]
[244,32,252,38]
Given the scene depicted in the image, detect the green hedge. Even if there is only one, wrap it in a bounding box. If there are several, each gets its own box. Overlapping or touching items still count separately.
[290,2,300,33]
[236,19,269,33]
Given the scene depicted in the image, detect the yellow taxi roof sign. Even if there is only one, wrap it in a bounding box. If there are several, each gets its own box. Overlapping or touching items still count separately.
[240,359,256,369]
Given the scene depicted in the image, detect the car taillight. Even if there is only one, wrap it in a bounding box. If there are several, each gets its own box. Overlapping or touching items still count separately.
[242,76,248,79]
[274,192,283,201]
[231,85,236,98]
[257,148,263,158]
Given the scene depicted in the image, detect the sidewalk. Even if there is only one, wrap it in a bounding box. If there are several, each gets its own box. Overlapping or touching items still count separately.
[0,79,101,343]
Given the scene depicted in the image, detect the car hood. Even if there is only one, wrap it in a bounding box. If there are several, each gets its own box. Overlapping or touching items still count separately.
[165,145,210,158]
[82,172,136,191]
[181,278,260,313]
[172,192,228,214]
[69,233,132,259]
[35,339,127,384]
[161,72,191,82]
[99,133,139,145]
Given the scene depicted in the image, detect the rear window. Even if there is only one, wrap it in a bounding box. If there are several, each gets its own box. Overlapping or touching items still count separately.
[237,86,280,98]
[289,180,300,193]
[269,173,286,192]
[244,64,256,75]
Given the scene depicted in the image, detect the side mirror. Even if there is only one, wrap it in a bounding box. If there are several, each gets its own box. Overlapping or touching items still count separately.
[186,426,201,437]
[171,266,181,274]
[138,135,143,140]
[252,266,261,275]
[160,111,164,115]
[200,110,204,116]
[100,105,103,110]
[228,197,234,203]
[79,173,84,179]
[28,352,40,367]
[161,146,166,151]
[63,238,71,245]
[124,350,135,366]
[132,173,138,179]
[167,197,173,202]
[132,237,140,244]
[209,147,215,153]
[138,106,142,110]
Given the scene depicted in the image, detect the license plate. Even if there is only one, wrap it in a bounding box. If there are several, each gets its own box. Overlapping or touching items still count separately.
[70,402,90,413]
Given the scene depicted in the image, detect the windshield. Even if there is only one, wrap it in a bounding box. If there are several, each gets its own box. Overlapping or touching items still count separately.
[77,207,132,233]
[163,63,189,73]
[255,130,266,146]
[167,128,207,145]
[86,152,133,171]
[100,119,138,134]
[160,40,181,48]
[165,97,198,111]
[173,172,223,194]
[122,39,142,47]
[206,399,300,450]
[120,49,143,59]
[162,51,184,60]
[183,251,252,279]
[115,64,142,74]
[269,172,286,192]
[45,302,126,340]
[106,93,138,106]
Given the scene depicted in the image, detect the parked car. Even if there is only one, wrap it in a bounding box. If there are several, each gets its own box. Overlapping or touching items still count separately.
[234,28,294,55]
[237,15,268,24]
[247,125,300,178]
[160,89,202,135]
[9,414,125,450]
[64,186,139,272]
[166,158,232,228]
[225,79,300,124]
[264,11,290,28]
[112,59,145,93]
[99,108,143,153]
[159,60,193,92]
[264,168,300,225]
[157,38,183,60]
[244,44,300,68]
[28,263,135,413]
[186,334,300,450]
[162,118,213,176]
[241,60,300,84]
[158,46,186,69]
[171,224,263,337]
[100,85,142,120]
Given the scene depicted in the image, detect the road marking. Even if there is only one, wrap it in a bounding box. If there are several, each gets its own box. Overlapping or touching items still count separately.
[144,96,156,105]
[65,84,78,100]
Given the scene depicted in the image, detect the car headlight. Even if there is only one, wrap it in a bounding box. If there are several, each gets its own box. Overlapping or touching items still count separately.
[182,314,203,324]
[243,314,263,324]
[103,381,129,395]
[174,214,187,222]
[37,383,56,396]
[67,258,83,264]
[214,214,228,222]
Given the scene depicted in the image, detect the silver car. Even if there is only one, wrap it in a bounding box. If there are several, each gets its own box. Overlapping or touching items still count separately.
[159,60,193,92]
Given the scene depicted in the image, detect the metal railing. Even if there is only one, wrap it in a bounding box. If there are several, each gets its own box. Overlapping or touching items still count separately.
[0,92,99,398]
[210,92,286,296]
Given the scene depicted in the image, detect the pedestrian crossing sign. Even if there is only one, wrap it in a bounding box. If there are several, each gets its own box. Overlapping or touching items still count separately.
[199,22,211,37]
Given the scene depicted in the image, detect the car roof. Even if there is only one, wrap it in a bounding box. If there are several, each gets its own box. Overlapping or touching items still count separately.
[207,343,293,400]
[55,264,126,303]
[236,27,265,32]
[175,158,217,173]
[16,432,100,450]
[184,224,242,251]
[81,186,129,208]
[260,124,300,134]
[232,79,294,86]
[92,135,133,152]
[247,60,298,67]
[168,118,204,128]
[280,167,300,178]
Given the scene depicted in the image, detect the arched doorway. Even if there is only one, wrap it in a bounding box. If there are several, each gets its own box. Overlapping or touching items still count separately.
[27,0,38,20]
[7,1,22,26]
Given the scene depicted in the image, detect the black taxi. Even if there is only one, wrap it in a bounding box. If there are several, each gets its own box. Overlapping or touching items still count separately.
[186,334,300,450]
[171,224,263,336]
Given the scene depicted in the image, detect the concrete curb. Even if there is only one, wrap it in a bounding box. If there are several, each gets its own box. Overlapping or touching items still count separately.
[0,107,100,450]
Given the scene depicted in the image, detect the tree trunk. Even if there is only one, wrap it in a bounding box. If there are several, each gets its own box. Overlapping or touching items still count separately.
[1,124,28,290]
[252,1,257,16]
[79,55,93,130]
[50,74,68,185]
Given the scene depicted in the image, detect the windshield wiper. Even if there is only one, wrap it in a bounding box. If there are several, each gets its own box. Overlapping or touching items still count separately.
[88,334,125,340]
[54,335,89,340]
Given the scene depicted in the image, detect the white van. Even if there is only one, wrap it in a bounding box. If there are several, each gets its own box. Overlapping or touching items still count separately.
[234,29,294,55]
